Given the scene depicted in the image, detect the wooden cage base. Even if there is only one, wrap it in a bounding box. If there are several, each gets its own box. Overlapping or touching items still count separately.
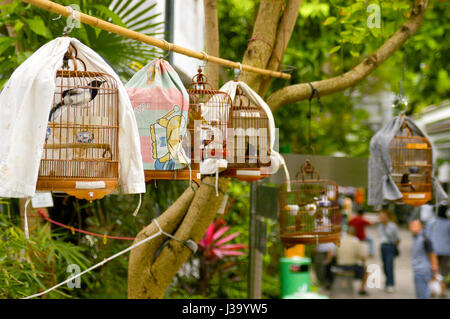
[220,168,270,182]
[280,232,341,247]
[398,192,432,207]
[144,169,201,184]
[36,177,118,200]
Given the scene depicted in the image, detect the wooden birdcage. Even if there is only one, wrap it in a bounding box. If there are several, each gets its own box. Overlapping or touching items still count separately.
[187,68,232,165]
[222,85,271,182]
[278,160,341,247]
[389,118,433,206]
[36,45,119,200]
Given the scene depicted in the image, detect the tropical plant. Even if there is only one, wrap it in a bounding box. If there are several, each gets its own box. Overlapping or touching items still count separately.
[0,214,90,299]
[199,219,247,261]
[0,0,163,85]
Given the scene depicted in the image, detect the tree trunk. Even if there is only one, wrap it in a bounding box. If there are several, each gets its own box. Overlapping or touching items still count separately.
[239,0,284,92]
[203,0,220,89]
[128,177,229,298]
[258,0,303,97]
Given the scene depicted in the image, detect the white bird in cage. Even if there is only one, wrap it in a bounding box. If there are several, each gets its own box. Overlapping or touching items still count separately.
[305,203,317,216]
[284,204,299,216]
[48,80,106,121]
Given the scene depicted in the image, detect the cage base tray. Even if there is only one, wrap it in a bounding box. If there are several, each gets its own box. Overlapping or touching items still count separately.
[36,177,117,200]
[280,232,341,247]
[220,168,270,182]
[144,169,201,184]
[398,192,432,207]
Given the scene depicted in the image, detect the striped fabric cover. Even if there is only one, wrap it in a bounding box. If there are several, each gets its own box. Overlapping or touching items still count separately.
[125,59,190,170]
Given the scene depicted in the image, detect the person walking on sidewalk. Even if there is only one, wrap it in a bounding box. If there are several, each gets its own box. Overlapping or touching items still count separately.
[425,203,449,298]
[349,208,374,257]
[409,219,439,299]
[378,210,400,293]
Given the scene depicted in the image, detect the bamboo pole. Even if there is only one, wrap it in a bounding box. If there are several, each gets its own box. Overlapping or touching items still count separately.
[22,0,291,80]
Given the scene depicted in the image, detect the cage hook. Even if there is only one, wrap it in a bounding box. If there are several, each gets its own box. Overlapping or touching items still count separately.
[56,6,78,36]
[308,82,323,112]
[160,39,172,60]
[200,51,209,71]
[234,62,243,81]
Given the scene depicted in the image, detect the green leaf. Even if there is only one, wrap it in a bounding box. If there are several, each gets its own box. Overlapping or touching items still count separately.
[90,5,126,27]
[322,16,337,26]
[13,20,24,32]
[121,0,147,20]
[0,37,16,55]
[350,50,360,58]
[124,3,157,25]
[329,45,341,54]
[23,17,49,38]
[369,27,381,38]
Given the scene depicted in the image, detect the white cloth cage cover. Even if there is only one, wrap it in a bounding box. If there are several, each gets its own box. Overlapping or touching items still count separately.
[0,37,146,198]
[218,80,291,187]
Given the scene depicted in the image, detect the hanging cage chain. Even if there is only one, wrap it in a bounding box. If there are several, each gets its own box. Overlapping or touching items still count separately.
[306,83,323,153]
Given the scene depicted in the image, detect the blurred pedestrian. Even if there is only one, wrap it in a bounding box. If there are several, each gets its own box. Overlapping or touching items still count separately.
[335,226,369,296]
[425,203,449,298]
[349,208,374,257]
[342,196,353,233]
[409,219,439,299]
[378,210,400,293]
[312,242,336,290]
[420,203,434,227]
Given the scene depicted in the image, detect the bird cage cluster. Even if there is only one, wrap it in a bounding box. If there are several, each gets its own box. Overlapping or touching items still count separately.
[187,68,232,165]
[278,160,341,247]
[389,119,433,206]
[37,45,119,200]
[222,85,271,181]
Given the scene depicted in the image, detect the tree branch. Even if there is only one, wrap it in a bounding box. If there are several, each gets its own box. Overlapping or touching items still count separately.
[266,0,429,111]
[148,177,229,298]
[128,183,198,298]
[258,0,303,97]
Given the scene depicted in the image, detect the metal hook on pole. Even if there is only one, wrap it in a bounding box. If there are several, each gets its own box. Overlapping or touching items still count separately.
[234,62,243,81]
[200,51,209,71]
[54,6,78,36]
[160,39,172,60]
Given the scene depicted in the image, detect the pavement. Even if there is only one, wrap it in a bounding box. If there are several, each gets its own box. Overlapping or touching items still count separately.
[316,213,449,299]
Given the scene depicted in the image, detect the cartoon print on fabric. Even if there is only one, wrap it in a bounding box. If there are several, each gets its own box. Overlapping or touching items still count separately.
[150,105,187,170]
[125,59,190,171]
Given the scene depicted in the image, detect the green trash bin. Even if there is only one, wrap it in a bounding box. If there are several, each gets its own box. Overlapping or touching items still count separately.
[280,257,311,298]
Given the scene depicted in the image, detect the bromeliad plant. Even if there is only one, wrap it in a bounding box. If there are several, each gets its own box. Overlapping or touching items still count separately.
[199,219,247,261]
[197,218,247,295]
